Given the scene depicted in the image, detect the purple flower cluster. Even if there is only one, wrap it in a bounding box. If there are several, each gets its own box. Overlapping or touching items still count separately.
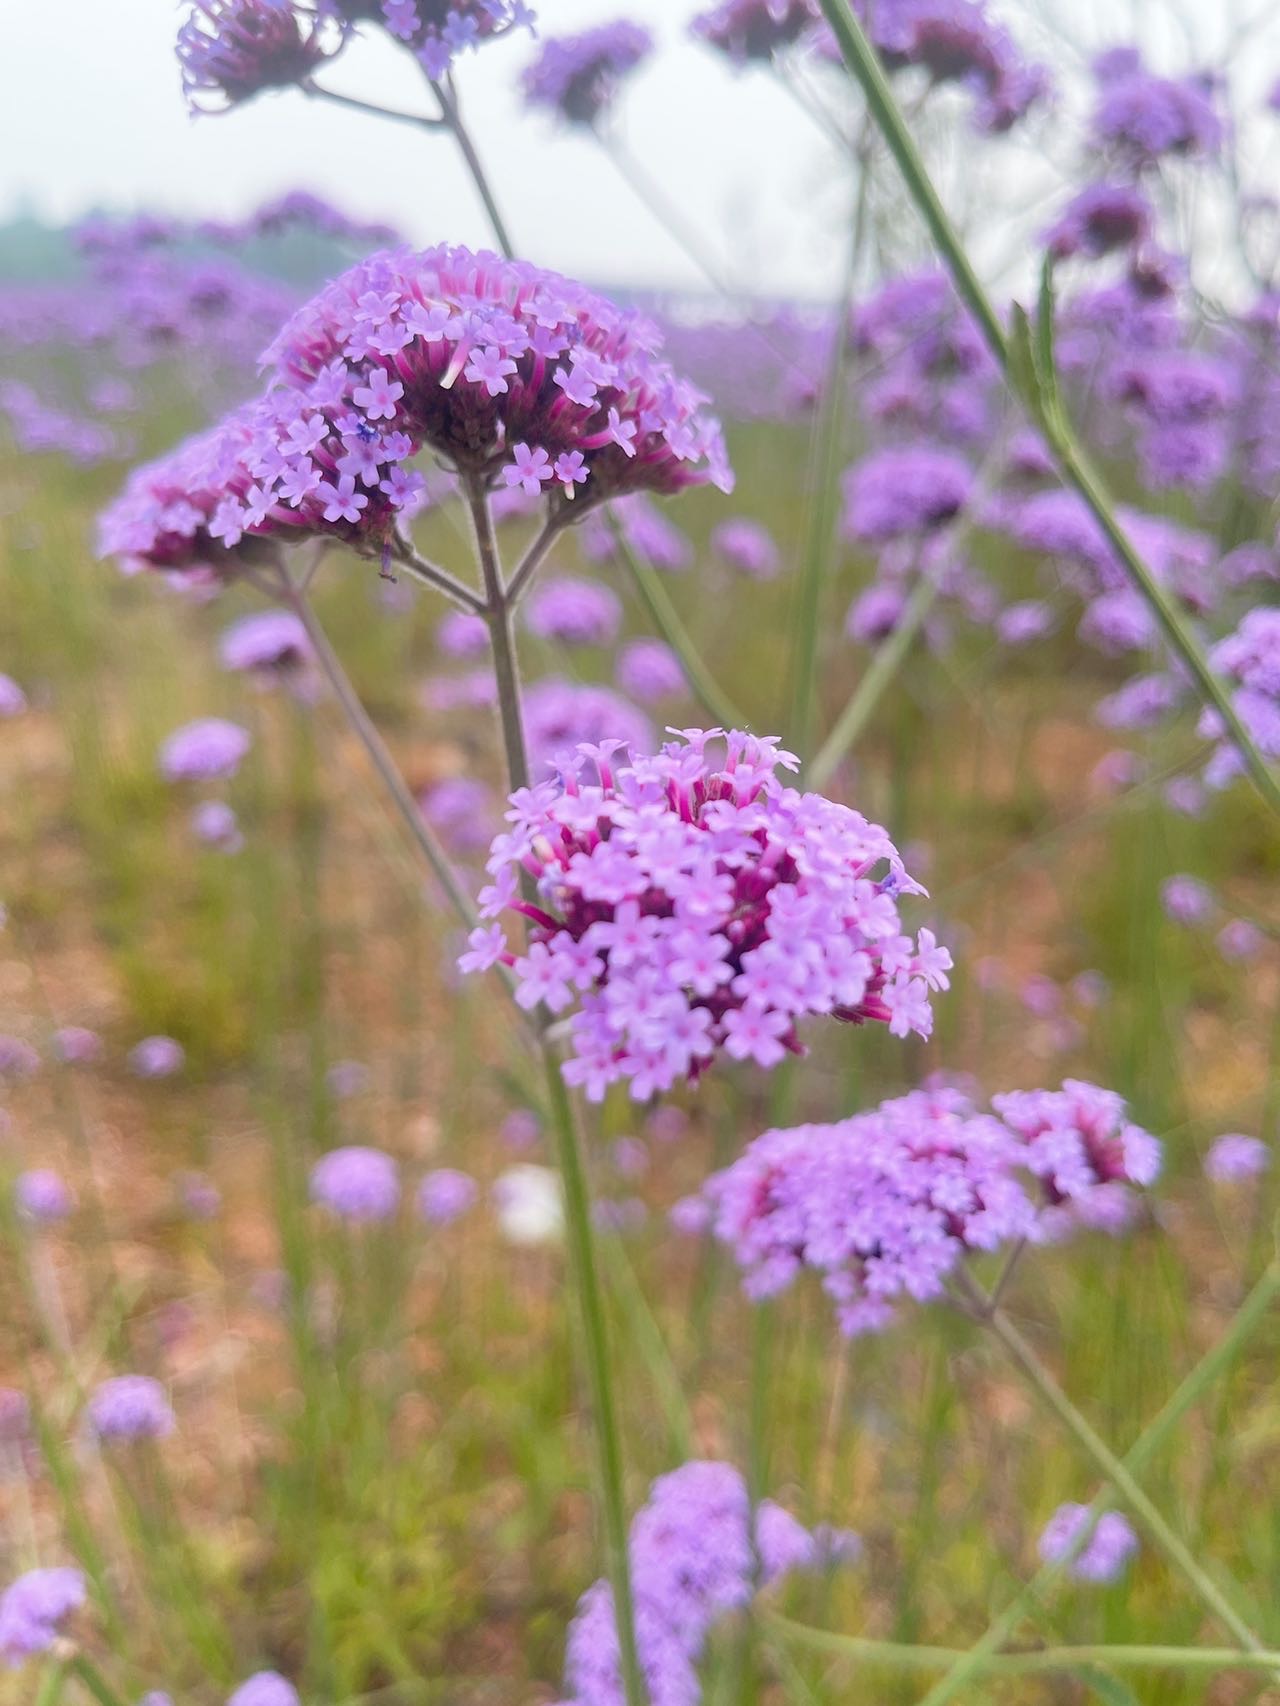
[1045,183,1152,261]
[843,445,974,542]
[0,1568,86,1667]
[691,0,821,64]
[323,0,534,83]
[1090,48,1223,164]
[159,718,252,781]
[462,730,946,1100]
[178,0,334,112]
[227,1674,300,1706]
[417,1168,478,1224]
[1198,609,1280,788]
[310,1146,402,1222]
[522,22,653,127]
[702,1080,1160,1334]
[711,517,782,579]
[219,610,312,676]
[521,678,653,769]
[101,246,731,578]
[15,1170,74,1227]
[525,577,623,647]
[556,1459,849,1706]
[88,1375,177,1442]
[1204,1134,1269,1183]
[841,0,1050,134]
[1037,1503,1139,1583]
[617,639,685,704]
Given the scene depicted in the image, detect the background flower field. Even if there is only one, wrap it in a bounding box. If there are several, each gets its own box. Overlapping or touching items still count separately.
[0,2,1278,1703]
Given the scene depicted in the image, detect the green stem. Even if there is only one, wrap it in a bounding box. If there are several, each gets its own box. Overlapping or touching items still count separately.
[815,0,1280,820]
[282,576,485,942]
[465,481,532,794]
[304,83,445,132]
[543,1052,647,1706]
[432,78,516,259]
[68,1657,129,1706]
[809,566,942,789]
[34,1659,68,1706]
[919,1260,1280,1706]
[768,1617,1280,1676]
[985,1303,1271,1661]
[599,1236,695,1461]
[611,525,747,729]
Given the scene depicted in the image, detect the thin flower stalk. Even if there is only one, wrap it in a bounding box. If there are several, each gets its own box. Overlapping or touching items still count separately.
[815,0,1280,819]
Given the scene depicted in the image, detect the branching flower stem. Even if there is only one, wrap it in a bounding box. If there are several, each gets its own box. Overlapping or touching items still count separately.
[815,0,1280,819]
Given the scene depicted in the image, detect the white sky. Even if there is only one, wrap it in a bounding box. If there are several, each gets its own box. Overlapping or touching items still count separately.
[4,1,1280,299]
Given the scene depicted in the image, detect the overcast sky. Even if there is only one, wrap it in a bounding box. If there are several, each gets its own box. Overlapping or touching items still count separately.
[4,1,1280,299]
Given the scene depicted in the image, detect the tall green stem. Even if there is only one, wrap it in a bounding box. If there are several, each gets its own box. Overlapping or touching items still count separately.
[432,78,516,259]
[543,1054,648,1706]
[985,1302,1271,1661]
[919,1260,1280,1705]
[465,482,531,793]
[815,0,1280,819]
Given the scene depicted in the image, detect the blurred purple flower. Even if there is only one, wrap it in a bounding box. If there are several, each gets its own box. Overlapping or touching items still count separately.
[310,1146,401,1222]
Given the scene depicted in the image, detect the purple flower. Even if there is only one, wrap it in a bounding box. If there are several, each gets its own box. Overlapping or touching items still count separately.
[1038,1504,1139,1582]
[436,611,490,659]
[417,1168,478,1225]
[310,1146,401,1222]
[1090,54,1223,162]
[704,1086,1039,1335]
[846,582,908,645]
[191,800,245,853]
[1045,184,1151,260]
[992,1079,1161,1238]
[525,577,623,648]
[0,1567,86,1666]
[692,0,821,63]
[51,1026,102,1065]
[420,776,496,855]
[0,1036,40,1079]
[464,730,944,1102]
[522,678,652,769]
[129,1036,186,1078]
[1217,919,1266,962]
[226,1674,300,1706]
[88,1375,176,1442]
[558,1459,843,1705]
[500,1108,541,1150]
[323,0,532,83]
[1160,875,1214,927]
[522,23,654,127]
[177,0,334,112]
[1204,1134,1270,1183]
[995,600,1054,647]
[219,611,311,676]
[103,248,731,579]
[15,1168,74,1226]
[159,718,251,782]
[843,446,973,542]
[1198,609,1280,788]
[711,518,782,579]
[616,640,685,704]
[0,674,27,717]
[581,495,695,574]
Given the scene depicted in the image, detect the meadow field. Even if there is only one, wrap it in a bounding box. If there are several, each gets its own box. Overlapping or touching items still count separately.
[1,3,1279,1704]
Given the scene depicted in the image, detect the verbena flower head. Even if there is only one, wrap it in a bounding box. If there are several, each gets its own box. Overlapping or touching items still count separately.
[192,800,246,852]
[617,639,685,704]
[1045,183,1152,259]
[219,610,311,675]
[1160,874,1214,926]
[1038,1504,1139,1582]
[522,678,652,768]
[227,1673,300,1706]
[462,730,946,1101]
[842,0,1049,134]
[1218,919,1266,962]
[129,1036,186,1078]
[843,446,973,541]
[177,0,334,113]
[991,1079,1161,1238]
[310,1145,401,1221]
[522,22,653,127]
[322,0,534,83]
[0,1036,40,1079]
[51,1026,103,1065]
[704,1086,1039,1335]
[692,0,820,63]
[15,1169,74,1226]
[1198,608,1280,787]
[0,675,27,717]
[417,1167,478,1224]
[711,517,781,579]
[1090,53,1222,163]
[88,1375,177,1442]
[525,577,623,647]
[159,718,252,782]
[0,1567,86,1667]
[557,1459,845,1706]
[1204,1134,1269,1183]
